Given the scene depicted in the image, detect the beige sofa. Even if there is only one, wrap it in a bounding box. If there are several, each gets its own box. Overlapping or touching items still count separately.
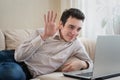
[0,29,96,80]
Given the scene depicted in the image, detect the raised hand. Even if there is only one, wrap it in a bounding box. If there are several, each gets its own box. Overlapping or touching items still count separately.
[41,11,57,40]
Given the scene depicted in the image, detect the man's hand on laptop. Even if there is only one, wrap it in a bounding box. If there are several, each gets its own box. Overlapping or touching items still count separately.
[61,60,88,72]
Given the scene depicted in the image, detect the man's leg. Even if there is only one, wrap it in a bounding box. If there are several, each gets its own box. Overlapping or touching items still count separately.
[0,62,26,80]
[0,50,26,80]
[0,50,15,62]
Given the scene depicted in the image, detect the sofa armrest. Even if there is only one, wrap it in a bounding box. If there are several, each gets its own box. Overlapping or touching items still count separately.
[0,29,5,50]
[80,38,96,61]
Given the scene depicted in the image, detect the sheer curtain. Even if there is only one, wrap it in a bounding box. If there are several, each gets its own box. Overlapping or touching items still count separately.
[61,0,120,39]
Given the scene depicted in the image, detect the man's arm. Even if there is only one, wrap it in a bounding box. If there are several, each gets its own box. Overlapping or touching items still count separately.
[60,40,93,72]
[15,11,58,62]
[15,30,45,62]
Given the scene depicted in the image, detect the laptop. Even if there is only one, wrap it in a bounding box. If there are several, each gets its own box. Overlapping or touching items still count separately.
[63,35,120,80]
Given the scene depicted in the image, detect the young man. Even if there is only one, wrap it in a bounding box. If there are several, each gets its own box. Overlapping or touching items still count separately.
[0,8,93,80]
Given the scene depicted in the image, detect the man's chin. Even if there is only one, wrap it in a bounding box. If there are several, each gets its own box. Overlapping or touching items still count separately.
[63,37,75,42]
[66,38,75,42]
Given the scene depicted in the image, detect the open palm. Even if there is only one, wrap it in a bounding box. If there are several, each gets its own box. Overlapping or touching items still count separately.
[42,11,57,39]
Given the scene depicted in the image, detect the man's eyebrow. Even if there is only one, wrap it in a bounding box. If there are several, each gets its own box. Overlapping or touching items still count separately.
[69,24,81,29]
[69,24,75,27]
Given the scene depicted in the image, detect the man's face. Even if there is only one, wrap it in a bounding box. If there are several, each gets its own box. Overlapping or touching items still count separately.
[59,16,83,42]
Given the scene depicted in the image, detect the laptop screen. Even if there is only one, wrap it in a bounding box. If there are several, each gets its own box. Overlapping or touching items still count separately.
[92,35,120,79]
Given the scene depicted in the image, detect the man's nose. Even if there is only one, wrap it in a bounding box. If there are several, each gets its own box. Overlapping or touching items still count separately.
[72,30,78,34]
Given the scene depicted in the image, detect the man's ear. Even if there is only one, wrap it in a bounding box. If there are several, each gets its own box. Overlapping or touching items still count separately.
[58,21,63,29]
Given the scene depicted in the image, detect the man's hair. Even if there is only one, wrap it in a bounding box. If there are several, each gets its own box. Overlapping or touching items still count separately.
[60,8,85,26]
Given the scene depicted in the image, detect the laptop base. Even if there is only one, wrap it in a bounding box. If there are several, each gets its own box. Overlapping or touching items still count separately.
[64,74,105,80]
[64,72,120,80]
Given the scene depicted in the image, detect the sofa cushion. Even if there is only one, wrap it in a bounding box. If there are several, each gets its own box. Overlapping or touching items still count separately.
[36,72,77,80]
[3,29,34,50]
[0,30,5,50]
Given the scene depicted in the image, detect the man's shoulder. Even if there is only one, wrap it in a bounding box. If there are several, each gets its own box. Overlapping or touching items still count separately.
[73,37,85,48]
[74,37,82,44]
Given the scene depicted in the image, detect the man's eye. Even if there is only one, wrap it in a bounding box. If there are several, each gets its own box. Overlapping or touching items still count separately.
[69,25,74,29]
[77,28,81,32]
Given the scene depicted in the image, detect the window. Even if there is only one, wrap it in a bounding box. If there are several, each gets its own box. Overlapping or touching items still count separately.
[61,0,120,39]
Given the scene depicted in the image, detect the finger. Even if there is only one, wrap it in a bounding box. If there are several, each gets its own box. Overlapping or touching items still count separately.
[64,62,72,66]
[44,14,47,24]
[47,11,50,22]
[62,66,72,72]
[52,12,57,22]
[50,11,53,21]
[64,63,70,66]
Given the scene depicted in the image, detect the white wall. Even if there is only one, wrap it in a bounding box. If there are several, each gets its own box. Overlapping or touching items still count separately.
[0,0,60,30]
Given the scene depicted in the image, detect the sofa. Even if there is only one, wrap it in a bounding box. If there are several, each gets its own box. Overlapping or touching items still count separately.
[0,29,96,80]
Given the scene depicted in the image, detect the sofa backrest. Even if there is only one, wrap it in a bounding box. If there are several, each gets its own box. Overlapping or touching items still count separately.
[0,29,96,60]
[3,29,34,50]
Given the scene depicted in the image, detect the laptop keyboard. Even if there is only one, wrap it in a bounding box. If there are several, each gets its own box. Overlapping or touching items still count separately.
[76,72,93,77]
